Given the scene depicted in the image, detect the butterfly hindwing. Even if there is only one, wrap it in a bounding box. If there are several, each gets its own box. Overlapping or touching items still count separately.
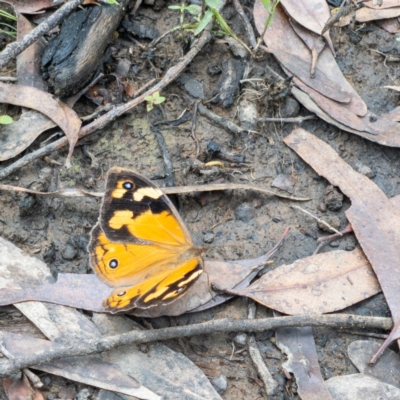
[88,167,203,312]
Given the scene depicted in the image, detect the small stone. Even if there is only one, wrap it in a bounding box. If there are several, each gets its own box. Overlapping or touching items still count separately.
[210,374,228,394]
[324,185,344,211]
[208,64,221,75]
[115,59,131,77]
[317,215,341,232]
[203,231,215,244]
[345,244,355,251]
[184,78,204,99]
[235,203,255,222]
[354,162,376,179]
[233,333,247,347]
[19,194,37,217]
[329,241,340,248]
[62,243,77,261]
[76,388,94,400]
[280,96,300,118]
[317,202,327,212]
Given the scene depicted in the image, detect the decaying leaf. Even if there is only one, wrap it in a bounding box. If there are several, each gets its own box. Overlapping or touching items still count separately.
[3,333,160,400]
[253,1,367,116]
[364,0,400,8]
[284,128,400,362]
[291,86,400,147]
[356,6,400,22]
[2,374,44,400]
[276,326,333,400]
[0,83,81,166]
[228,247,380,315]
[0,237,222,400]
[0,0,55,14]
[0,246,279,316]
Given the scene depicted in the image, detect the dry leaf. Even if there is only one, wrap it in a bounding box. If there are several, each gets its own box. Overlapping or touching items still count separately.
[293,78,378,135]
[2,374,44,400]
[290,19,325,78]
[291,86,400,147]
[364,0,400,8]
[0,237,222,400]
[230,247,380,315]
[356,6,400,21]
[0,0,55,13]
[253,2,367,116]
[3,333,160,400]
[377,18,400,33]
[0,83,81,166]
[276,326,333,400]
[284,128,400,362]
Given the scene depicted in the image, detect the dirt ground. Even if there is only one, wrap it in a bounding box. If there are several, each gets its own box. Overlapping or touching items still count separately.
[0,1,398,399]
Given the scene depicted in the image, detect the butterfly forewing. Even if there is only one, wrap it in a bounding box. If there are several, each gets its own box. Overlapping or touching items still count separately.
[88,167,203,312]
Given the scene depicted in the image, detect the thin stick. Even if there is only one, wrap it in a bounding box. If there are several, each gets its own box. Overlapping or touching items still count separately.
[0,0,84,70]
[0,314,393,379]
[255,116,316,123]
[291,205,342,235]
[0,29,213,180]
[191,100,200,158]
[247,302,279,396]
[197,103,245,135]
[232,0,256,49]
[0,182,311,202]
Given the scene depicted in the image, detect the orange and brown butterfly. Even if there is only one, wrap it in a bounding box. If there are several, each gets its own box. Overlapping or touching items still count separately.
[88,167,203,313]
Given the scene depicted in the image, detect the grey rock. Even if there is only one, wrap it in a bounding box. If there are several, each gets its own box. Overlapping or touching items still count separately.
[184,78,204,99]
[62,243,77,260]
[210,374,228,394]
[280,96,300,118]
[354,162,376,179]
[233,333,247,347]
[203,231,215,244]
[76,388,94,400]
[235,203,255,222]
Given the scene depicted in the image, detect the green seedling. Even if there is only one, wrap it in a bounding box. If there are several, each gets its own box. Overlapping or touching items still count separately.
[0,9,17,39]
[145,91,165,112]
[0,115,13,125]
[169,3,201,29]
[105,0,119,4]
[260,0,280,28]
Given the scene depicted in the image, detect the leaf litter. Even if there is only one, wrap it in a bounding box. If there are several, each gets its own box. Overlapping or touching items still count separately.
[2,0,398,398]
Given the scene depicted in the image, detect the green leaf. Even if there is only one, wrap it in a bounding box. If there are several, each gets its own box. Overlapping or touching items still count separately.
[194,9,213,35]
[260,0,272,12]
[205,0,220,9]
[168,5,182,9]
[186,4,201,15]
[145,95,154,102]
[0,115,13,125]
[106,0,119,4]
[146,103,154,112]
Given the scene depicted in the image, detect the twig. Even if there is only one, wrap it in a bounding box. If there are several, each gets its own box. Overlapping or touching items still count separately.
[321,0,351,35]
[0,341,43,388]
[255,116,316,123]
[0,314,392,379]
[291,205,342,235]
[0,0,84,70]
[342,330,388,340]
[152,127,174,188]
[0,77,17,82]
[197,103,245,135]
[0,28,213,180]
[247,302,279,397]
[0,182,311,201]
[191,100,200,158]
[232,0,257,49]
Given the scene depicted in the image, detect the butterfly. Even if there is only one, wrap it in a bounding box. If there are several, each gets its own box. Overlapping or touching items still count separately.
[88,167,203,313]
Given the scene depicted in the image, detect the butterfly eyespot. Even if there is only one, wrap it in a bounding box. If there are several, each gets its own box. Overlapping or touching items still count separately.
[117,291,126,297]
[109,259,118,269]
[123,181,133,190]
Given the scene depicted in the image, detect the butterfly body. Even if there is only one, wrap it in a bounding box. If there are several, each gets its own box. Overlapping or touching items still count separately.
[88,167,203,313]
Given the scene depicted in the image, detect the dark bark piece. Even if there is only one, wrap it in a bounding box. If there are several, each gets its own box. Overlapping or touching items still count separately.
[122,18,160,40]
[211,59,245,107]
[41,2,127,97]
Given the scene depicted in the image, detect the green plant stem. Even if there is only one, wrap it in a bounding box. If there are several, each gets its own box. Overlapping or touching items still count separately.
[211,8,253,54]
